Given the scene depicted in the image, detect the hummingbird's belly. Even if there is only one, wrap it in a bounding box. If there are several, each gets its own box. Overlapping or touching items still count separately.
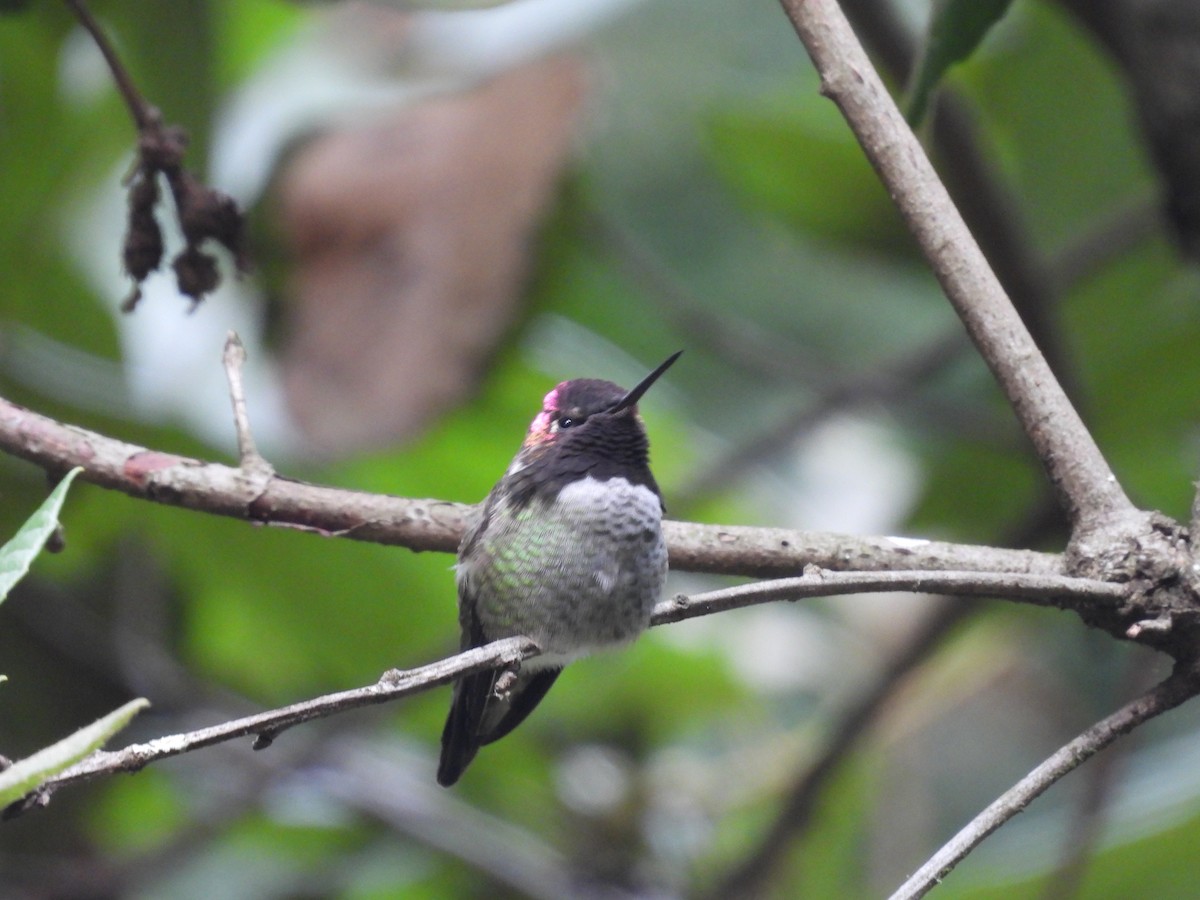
[472,476,667,664]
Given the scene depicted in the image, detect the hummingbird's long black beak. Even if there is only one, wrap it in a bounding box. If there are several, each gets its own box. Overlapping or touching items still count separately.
[609,350,683,414]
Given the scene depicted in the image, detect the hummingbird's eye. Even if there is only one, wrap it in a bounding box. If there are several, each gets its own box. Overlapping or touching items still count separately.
[558,416,577,429]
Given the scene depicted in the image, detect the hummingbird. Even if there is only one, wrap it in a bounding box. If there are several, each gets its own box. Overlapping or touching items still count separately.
[437,351,681,786]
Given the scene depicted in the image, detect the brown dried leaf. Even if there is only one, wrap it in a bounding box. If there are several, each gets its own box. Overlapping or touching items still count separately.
[278,53,588,455]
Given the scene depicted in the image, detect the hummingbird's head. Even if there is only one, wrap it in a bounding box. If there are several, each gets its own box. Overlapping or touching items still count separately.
[517,351,682,457]
[498,351,680,506]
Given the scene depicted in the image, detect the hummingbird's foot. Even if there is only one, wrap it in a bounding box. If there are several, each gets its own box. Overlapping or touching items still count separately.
[492,664,521,701]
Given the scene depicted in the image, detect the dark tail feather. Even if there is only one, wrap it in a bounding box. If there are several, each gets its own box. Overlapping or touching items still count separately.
[438,669,491,787]
[437,668,562,786]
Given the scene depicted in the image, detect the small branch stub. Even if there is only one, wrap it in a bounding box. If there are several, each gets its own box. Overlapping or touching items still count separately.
[1127,617,1173,639]
[222,331,273,478]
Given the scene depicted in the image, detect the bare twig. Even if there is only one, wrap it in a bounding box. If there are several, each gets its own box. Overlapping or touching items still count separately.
[221,331,275,503]
[777,0,1137,535]
[0,394,1064,579]
[222,332,268,470]
[13,569,1123,813]
[63,0,156,130]
[32,636,537,803]
[653,569,1125,626]
[889,668,1200,900]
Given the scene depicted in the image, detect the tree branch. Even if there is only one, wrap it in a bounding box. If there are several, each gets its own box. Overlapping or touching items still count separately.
[841,0,1073,383]
[63,0,156,131]
[20,636,538,808]
[776,0,1137,536]
[0,394,1063,579]
[10,568,1124,815]
[888,667,1200,900]
[652,568,1125,626]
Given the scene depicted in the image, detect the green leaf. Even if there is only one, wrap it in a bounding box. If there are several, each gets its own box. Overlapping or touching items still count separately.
[906,0,1015,125]
[0,466,82,607]
[0,698,149,809]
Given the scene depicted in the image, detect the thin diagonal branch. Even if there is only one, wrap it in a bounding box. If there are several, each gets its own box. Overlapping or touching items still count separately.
[889,667,1200,900]
[10,569,1123,815]
[777,0,1137,535]
[63,0,156,130]
[24,636,538,805]
[652,569,1125,626]
[841,0,1071,382]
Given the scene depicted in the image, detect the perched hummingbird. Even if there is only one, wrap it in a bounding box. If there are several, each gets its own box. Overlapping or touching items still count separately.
[437,351,681,786]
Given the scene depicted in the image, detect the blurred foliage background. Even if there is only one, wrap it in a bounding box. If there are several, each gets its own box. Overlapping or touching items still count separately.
[1,0,1199,897]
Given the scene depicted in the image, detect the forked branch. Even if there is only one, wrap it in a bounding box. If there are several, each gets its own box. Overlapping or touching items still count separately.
[763,3,1200,895]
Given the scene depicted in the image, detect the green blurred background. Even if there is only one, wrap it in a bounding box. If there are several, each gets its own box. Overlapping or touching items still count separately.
[1,0,1199,896]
